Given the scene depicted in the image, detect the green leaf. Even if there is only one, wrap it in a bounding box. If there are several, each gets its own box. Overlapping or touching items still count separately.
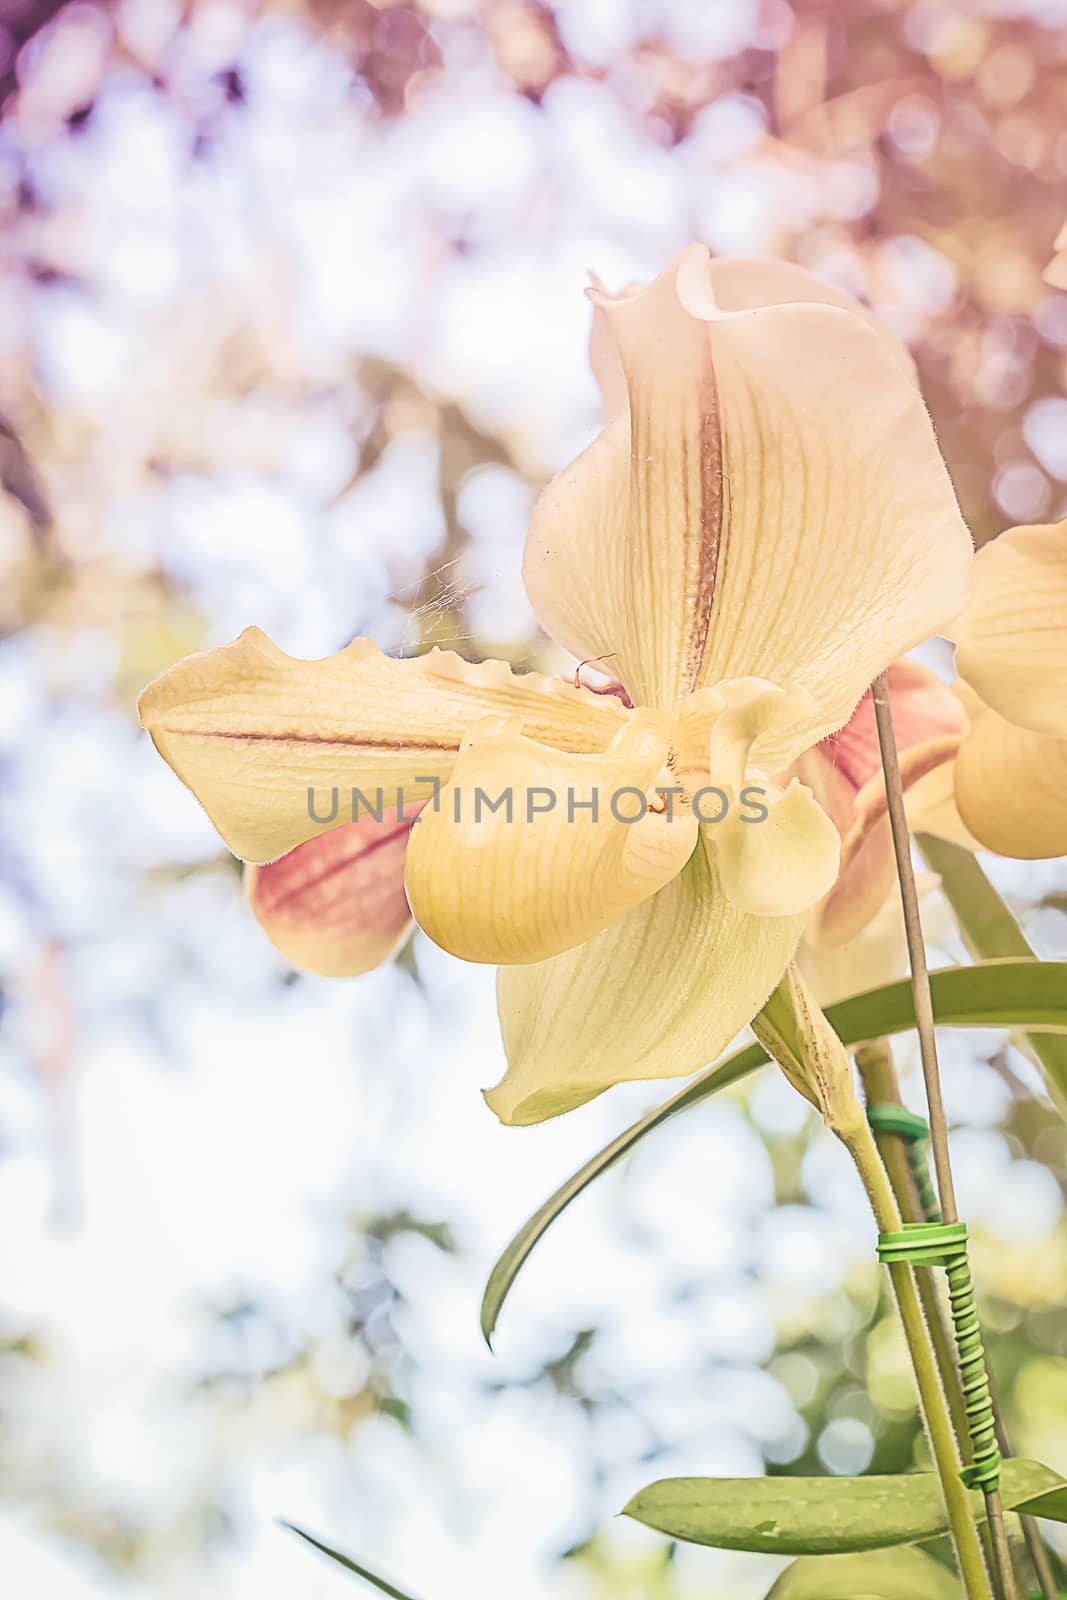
[479,1042,766,1344]
[828,960,1067,1041]
[282,1523,423,1599]
[482,960,1067,1343]
[765,1546,962,1599]
[1013,1483,1067,1523]
[621,1458,1067,1556]
[916,835,1067,1116]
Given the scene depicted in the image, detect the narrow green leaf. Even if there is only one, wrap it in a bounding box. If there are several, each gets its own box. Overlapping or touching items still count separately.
[917,834,1067,1116]
[283,1523,422,1599]
[479,1043,766,1344]
[621,1459,1066,1555]
[765,1546,962,1599]
[827,960,1067,1041]
[482,960,1067,1342]
[1014,1484,1067,1523]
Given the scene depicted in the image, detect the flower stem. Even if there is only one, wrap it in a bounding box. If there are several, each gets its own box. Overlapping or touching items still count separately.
[855,1042,976,1452]
[841,1116,993,1600]
[857,1041,1056,1600]
[871,673,1015,1600]
[753,974,990,1598]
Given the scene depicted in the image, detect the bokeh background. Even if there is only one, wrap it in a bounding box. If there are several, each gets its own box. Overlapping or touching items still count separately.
[2,1,1067,1595]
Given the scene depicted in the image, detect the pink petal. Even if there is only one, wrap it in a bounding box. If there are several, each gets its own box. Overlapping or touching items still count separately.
[246,807,420,978]
[817,659,966,803]
[802,661,966,945]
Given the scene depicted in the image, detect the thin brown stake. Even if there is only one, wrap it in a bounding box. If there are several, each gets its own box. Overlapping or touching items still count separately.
[870,672,1017,1600]
[871,674,957,1223]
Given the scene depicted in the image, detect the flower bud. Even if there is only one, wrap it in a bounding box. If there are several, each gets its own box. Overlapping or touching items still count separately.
[752,964,865,1139]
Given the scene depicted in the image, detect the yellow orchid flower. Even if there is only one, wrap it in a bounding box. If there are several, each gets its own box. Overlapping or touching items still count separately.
[946,519,1067,860]
[248,664,967,1011]
[140,244,972,1125]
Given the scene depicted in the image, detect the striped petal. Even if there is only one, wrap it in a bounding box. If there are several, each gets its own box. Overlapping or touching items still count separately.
[139,627,630,863]
[404,717,698,965]
[525,243,971,721]
[952,519,1067,739]
[246,809,415,977]
[488,828,808,1125]
[800,661,966,944]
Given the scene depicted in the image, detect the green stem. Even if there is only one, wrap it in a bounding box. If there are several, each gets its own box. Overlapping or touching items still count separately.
[872,675,1016,1600]
[857,1042,1059,1599]
[754,972,993,1599]
[916,833,1067,1118]
[843,1118,994,1600]
[913,840,1067,1595]
[856,1045,979,1461]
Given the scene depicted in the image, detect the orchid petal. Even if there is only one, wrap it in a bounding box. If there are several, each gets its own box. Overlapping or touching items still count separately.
[246,811,415,977]
[952,520,1067,739]
[139,627,630,862]
[487,831,808,1125]
[587,269,638,418]
[713,778,841,918]
[704,256,917,377]
[705,677,827,787]
[813,661,967,808]
[525,244,971,717]
[404,718,697,965]
[669,677,831,803]
[801,662,967,944]
[588,255,915,420]
[906,757,982,852]
[799,876,940,1009]
[954,703,1067,860]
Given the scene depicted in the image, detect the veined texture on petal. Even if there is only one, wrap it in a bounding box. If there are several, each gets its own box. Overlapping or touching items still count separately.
[952,519,1067,739]
[954,701,1067,860]
[587,256,916,422]
[246,809,416,977]
[524,243,972,726]
[138,627,631,862]
[800,661,966,944]
[488,828,808,1125]
[404,718,698,965]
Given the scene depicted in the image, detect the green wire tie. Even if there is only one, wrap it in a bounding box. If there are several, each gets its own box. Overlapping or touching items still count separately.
[876,1221,1000,1494]
[866,1102,941,1223]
